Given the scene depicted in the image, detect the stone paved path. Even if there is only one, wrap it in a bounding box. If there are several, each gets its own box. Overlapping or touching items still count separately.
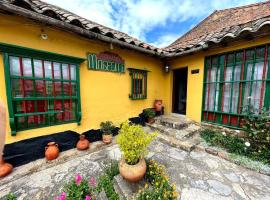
[0,140,270,200]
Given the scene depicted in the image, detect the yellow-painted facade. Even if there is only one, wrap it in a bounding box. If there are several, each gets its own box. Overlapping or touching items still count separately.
[1,14,270,144]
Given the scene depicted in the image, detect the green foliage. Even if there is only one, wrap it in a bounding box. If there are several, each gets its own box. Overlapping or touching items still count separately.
[100,121,115,135]
[136,160,178,200]
[242,106,270,162]
[96,160,120,200]
[117,121,157,165]
[4,193,17,200]
[200,128,270,164]
[143,108,155,118]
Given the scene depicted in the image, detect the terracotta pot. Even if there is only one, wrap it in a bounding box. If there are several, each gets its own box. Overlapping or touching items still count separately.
[0,158,13,178]
[154,100,163,112]
[102,134,112,144]
[76,135,90,150]
[148,117,155,124]
[119,158,146,182]
[45,142,59,160]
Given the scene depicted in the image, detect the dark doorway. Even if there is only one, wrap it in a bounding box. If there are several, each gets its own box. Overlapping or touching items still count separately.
[172,67,188,114]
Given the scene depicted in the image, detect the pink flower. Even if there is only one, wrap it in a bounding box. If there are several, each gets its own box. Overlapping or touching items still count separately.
[89,177,96,187]
[58,192,66,200]
[85,195,91,200]
[75,173,82,185]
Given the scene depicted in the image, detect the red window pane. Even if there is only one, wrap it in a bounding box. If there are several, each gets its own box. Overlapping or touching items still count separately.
[71,83,76,96]
[63,100,71,121]
[24,80,34,97]
[36,80,46,96]
[54,100,63,121]
[63,82,70,96]
[34,60,43,78]
[22,58,32,77]
[54,82,62,96]
[10,56,20,76]
[25,100,35,113]
[46,81,53,96]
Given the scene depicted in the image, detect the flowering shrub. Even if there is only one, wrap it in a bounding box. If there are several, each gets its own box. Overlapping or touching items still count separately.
[242,107,270,163]
[59,174,95,200]
[117,121,157,165]
[136,160,178,200]
[4,193,17,200]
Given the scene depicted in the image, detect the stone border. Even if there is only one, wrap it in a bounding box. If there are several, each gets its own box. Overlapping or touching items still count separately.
[0,139,116,185]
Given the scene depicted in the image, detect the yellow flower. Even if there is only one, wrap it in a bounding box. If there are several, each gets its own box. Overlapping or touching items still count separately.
[173,191,178,198]
[144,183,149,188]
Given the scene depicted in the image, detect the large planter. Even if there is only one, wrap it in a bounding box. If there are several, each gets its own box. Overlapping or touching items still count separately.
[45,142,59,160]
[154,100,163,112]
[102,134,113,144]
[119,158,146,182]
[76,135,90,150]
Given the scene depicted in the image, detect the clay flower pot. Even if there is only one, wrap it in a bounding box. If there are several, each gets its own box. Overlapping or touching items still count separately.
[45,142,59,161]
[76,135,90,151]
[147,117,155,124]
[102,134,112,144]
[0,158,13,178]
[154,100,163,112]
[119,158,146,182]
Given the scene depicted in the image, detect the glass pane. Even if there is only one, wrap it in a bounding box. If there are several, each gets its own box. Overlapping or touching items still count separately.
[208,83,215,111]
[242,82,251,112]
[70,65,76,80]
[246,63,253,80]
[223,83,231,112]
[63,82,70,96]
[11,79,23,97]
[253,62,264,80]
[54,81,62,96]
[22,58,32,77]
[25,100,35,113]
[16,116,26,129]
[36,80,46,96]
[24,80,34,97]
[15,101,24,114]
[44,61,52,78]
[62,64,69,80]
[48,100,55,111]
[10,56,20,76]
[225,66,233,81]
[37,100,46,112]
[251,81,262,111]
[231,83,240,113]
[214,83,219,111]
[234,65,241,81]
[34,60,43,78]
[27,115,35,127]
[71,100,76,120]
[53,62,61,79]
[54,100,63,122]
[63,100,71,121]
[46,81,53,96]
[71,83,76,96]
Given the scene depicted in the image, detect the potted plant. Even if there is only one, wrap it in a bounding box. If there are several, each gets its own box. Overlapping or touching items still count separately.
[117,121,157,182]
[143,108,156,124]
[100,121,115,144]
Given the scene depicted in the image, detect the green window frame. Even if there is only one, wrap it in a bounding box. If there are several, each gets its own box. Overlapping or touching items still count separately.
[202,44,270,128]
[0,43,85,135]
[128,68,148,100]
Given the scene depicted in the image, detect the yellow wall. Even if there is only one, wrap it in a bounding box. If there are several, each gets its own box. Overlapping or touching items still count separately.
[0,15,166,144]
[166,36,270,122]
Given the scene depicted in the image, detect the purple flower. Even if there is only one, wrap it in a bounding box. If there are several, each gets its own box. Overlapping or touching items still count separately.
[85,195,91,200]
[75,173,82,185]
[58,192,66,200]
[89,177,96,187]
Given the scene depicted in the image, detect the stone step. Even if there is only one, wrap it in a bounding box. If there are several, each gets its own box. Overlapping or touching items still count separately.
[113,174,146,200]
[154,114,190,130]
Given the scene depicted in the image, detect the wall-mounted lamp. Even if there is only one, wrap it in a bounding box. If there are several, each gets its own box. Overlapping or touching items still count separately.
[164,64,170,73]
[40,29,48,40]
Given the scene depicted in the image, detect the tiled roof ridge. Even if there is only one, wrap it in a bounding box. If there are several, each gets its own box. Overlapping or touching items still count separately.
[215,0,270,12]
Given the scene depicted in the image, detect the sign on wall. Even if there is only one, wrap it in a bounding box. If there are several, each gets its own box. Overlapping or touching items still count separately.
[87,51,125,73]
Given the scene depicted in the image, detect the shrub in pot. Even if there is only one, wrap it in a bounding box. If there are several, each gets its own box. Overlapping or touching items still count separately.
[116,121,157,182]
[100,121,115,144]
[143,108,156,124]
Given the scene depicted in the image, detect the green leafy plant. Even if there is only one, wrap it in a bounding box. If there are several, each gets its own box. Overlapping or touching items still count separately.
[136,160,178,200]
[200,127,270,164]
[143,108,156,118]
[100,121,115,135]
[4,193,17,200]
[117,121,157,165]
[242,106,270,162]
[96,160,120,200]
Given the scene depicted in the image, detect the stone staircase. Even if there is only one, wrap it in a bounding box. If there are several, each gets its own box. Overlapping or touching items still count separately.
[146,114,201,152]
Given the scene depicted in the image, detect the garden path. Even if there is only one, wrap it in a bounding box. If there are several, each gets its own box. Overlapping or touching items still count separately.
[0,139,269,200]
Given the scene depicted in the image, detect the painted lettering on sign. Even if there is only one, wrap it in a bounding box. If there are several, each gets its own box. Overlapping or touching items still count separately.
[87,52,125,73]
